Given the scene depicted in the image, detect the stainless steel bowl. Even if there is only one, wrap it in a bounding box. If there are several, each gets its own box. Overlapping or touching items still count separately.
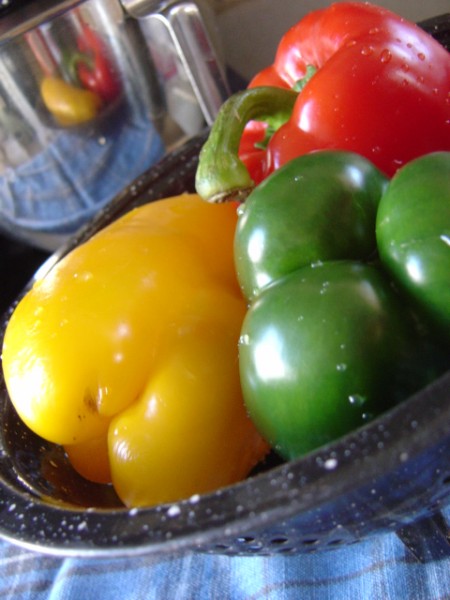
[0,0,229,251]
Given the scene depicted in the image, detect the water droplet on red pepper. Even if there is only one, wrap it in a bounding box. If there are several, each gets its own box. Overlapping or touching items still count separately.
[361,46,374,56]
[380,49,392,64]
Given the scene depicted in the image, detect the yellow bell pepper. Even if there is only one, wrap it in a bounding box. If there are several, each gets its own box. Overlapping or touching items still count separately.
[2,194,268,507]
[40,76,102,127]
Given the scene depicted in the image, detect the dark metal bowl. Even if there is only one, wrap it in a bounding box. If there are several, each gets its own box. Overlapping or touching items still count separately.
[0,14,449,561]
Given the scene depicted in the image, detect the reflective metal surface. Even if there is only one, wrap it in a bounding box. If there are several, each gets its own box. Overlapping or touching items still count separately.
[0,0,229,250]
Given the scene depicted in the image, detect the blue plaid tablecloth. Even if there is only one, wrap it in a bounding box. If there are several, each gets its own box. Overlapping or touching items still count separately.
[1,526,450,599]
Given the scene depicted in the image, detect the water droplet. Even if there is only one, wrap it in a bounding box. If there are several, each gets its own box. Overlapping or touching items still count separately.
[324,457,338,470]
[336,363,347,372]
[311,260,323,268]
[167,504,181,518]
[319,287,328,295]
[237,204,246,217]
[74,271,93,282]
[239,334,250,346]
[349,394,366,407]
[361,46,374,56]
[380,49,391,63]
[362,412,374,422]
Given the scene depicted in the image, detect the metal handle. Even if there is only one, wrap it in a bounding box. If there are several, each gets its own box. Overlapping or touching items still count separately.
[120,0,230,125]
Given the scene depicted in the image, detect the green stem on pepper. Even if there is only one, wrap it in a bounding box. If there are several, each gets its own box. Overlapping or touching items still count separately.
[195,86,298,203]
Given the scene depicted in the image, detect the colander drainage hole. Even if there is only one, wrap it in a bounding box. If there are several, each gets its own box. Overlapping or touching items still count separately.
[214,544,231,551]
[301,538,319,546]
[236,536,264,552]
[238,536,256,544]
[269,536,289,546]
[327,538,345,546]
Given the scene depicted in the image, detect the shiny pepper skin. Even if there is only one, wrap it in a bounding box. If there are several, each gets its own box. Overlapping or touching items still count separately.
[250,2,450,180]
[2,194,268,507]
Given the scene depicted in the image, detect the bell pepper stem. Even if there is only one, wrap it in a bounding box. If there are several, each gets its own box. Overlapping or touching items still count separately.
[195,86,298,203]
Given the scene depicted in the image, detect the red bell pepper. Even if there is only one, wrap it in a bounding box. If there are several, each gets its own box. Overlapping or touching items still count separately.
[196,2,450,203]
[74,20,121,104]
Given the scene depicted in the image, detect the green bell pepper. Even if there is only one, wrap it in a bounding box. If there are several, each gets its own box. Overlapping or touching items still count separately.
[234,150,388,302]
[239,261,441,460]
[236,150,448,460]
[376,152,450,342]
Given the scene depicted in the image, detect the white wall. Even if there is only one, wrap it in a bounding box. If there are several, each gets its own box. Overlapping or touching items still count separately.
[215,0,449,80]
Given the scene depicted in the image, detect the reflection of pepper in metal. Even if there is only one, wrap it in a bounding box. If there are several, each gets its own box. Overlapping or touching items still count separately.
[26,27,105,127]
[40,76,102,126]
[73,21,122,104]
